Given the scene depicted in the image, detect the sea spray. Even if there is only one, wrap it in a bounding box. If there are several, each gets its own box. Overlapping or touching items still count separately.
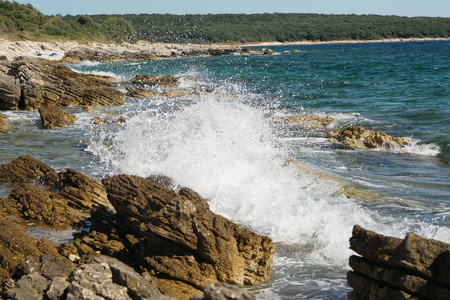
[87,95,386,265]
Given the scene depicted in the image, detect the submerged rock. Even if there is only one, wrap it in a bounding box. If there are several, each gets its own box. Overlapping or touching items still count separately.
[38,106,77,129]
[102,174,274,298]
[0,114,8,132]
[0,155,58,187]
[348,225,450,300]
[327,125,410,150]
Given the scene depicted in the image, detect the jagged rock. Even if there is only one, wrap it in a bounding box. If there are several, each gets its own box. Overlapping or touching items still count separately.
[102,175,274,299]
[0,155,58,186]
[0,213,60,286]
[0,183,86,228]
[327,126,410,150]
[57,168,110,210]
[38,106,77,129]
[348,225,450,300]
[273,114,335,129]
[131,74,180,88]
[0,57,124,111]
[65,256,174,300]
[91,116,127,125]
[190,282,254,300]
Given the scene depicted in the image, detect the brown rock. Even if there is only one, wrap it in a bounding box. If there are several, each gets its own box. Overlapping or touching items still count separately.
[0,113,8,132]
[58,168,110,210]
[0,57,124,111]
[0,183,85,228]
[0,155,58,187]
[102,174,274,298]
[131,74,179,87]
[0,212,60,285]
[273,114,335,129]
[327,126,410,150]
[125,86,197,99]
[38,106,77,129]
[348,225,450,299]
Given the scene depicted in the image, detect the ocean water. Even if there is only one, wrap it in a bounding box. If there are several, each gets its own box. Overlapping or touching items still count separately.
[1,41,449,299]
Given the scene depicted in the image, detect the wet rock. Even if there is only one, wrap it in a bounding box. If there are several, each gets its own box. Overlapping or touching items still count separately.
[0,183,85,228]
[348,225,450,300]
[38,106,77,129]
[57,168,110,210]
[273,114,336,129]
[102,175,274,298]
[0,57,124,111]
[131,74,180,88]
[190,282,254,300]
[0,155,58,187]
[327,125,410,150]
[91,116,127,125]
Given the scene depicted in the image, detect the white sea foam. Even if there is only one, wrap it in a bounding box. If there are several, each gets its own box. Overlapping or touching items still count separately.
[395,138,440,156]
[87,95,450,266]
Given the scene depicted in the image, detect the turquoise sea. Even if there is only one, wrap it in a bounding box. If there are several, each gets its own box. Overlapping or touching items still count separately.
[1,41,449,299]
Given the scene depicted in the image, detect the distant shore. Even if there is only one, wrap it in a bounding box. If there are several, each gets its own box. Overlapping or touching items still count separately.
[229,37,450,47]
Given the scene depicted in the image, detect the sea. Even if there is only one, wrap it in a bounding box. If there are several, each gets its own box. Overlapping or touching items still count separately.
[1,41,449,299]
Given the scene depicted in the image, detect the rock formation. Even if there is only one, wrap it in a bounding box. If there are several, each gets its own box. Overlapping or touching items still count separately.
[348,225,450,300]
[0,57,124,111]
[0,155,58,187]
[273,114,336,129]
[102,174,274,298]
[131,74,180,88]
[38,106,77,129]
[0,156,273,299]
[0,114,8,132]
[327,125,410,150]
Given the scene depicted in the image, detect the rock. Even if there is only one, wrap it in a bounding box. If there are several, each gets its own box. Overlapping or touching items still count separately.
[0,113,8,132]
[0,155,58,187]
[348,225,450,300]
[0,183,86,228]
[327,126,410,150]
[91,116,127,125]
[3,255,174,300]
[125,86,200,99]
[0,213,60,285]
[57,168,111,210]
[65,256,174,300]
[102,175,274,298]
[273,114,335,129]
[130,74,180,88]
[0,57,124,111]
[38,106,77,129]
[190,282,254,300]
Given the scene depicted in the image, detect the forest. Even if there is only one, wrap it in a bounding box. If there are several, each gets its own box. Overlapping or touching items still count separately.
[1,0,450,44]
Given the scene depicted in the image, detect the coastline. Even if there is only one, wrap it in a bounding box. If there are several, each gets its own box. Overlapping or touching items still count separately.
[227,37,450,47]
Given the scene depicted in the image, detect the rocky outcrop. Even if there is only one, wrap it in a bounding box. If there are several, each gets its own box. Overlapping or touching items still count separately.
[125,87,200,99]
[273,114,336,129]
[327,126,410,150]
[3,255,174,300]
[38,106,77,129]
[0,155,58,187]
[0,213,61,286]
[102,174,274,299]
[0,57,124,111]
[348,225,450,300]
[131,74,180,88]
[190,282,254,300]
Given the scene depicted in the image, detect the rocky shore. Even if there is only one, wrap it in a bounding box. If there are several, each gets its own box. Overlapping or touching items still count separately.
[1,40,449,299]
[0,155,273,299]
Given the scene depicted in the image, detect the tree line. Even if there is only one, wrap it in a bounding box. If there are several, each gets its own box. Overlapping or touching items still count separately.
[1,1,450,44]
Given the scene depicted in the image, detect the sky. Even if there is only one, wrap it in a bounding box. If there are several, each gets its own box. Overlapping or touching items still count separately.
[12,0,450,17]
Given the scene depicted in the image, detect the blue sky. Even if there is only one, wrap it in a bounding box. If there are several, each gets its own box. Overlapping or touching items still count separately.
[13,0,450,17]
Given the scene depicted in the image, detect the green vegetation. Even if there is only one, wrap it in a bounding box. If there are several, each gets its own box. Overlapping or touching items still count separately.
[1,0,450,44]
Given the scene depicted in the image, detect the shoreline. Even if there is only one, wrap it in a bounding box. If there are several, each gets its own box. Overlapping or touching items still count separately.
[226,37,450,47]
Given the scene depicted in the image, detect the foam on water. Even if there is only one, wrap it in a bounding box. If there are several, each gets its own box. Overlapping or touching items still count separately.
[85,95,450,267]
